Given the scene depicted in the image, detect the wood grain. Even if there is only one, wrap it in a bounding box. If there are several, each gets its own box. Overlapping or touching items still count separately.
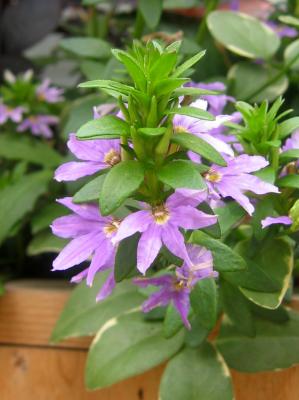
[0,280,90,349]
[1,280,299,400]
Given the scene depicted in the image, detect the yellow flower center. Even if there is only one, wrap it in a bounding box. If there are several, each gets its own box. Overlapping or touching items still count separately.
[204,168,222,183]
[152,204,170,225]
[104,149,121,166]
[103,219,121,237]
[174,125,188,134]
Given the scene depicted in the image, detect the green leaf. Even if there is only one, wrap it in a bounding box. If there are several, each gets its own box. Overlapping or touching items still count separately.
[279,117,299,139]
[60,37,111,59]
[114,233,140,282]
[158,160,206,190]
[138,127,166,137]
[173,87,219,97]
[190,231,246,272]
[112,49,146,91]
[167,106,215,121]
[51,276,144,342]
[85,312,184,389]
[228,62,288,102]
[190,278,217,330]
[290,200,299,232]
[76,115,130,140]
[164,304,184,338]
[184,316,209,347]
[223,241,280,293]
[279,15,299,28]
[150,53,178,82]
[27,231,67,256]
[197,202,221,239]
[207,11,280,59]
[80,60,106,80]
[173,50,206,77]
[78,79,132,98]
[216,310,299,372]
[99,161,144,215]
[0,170,52,245]
[284,39,299,71]
[171,132,226,166]
[61,94,103,138]
[280,149,299,163]
[238,238,293,309]
[155,78,189,96]
[139,0,162,28]
[0,133,62,167]
[159,342,233,400]
[73,175,106,203]
[277,174,299,189]
[215,202,245,236]
[221,280,255,336]
[31,203,66,234]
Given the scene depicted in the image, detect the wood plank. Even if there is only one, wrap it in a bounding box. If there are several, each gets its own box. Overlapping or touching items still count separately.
[0,345,164,400]
[0,279,90,349]
[1,279,299,399]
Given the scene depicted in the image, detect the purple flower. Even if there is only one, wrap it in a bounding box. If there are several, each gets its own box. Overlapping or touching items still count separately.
[17,115,58,138]
[187,82,235,116]
[282,130,299,152]
[36,79,64,103]
[0,103,25,124]
[93,103,116,119]
[229,0,239,11]
[202,154,279,215]
[51,197,120,300]
[113,189,217,274]
[55,134,121,181]
[267,21,297,38]
[173,99,234,157]
[261,216,292,229]
[134,244,217,328]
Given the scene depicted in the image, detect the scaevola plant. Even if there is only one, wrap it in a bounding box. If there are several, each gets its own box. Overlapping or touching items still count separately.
[51,41,299,397]
[52,39,292,326]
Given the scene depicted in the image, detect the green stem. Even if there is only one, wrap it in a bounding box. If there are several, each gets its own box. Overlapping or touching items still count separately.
[133,8,145,39]
[86,6,99,37]
[245,52,299,101]
[196,0,220,44]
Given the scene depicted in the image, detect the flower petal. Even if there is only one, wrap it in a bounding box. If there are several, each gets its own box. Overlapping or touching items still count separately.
[196,132,234,156]
[86,240,115,286]
[137,225,162,274]
[52,232,102,271]
[70,268,89,283]
[262,216,292,229]
[96,271,116,302]
[216,179,255,215]
[141,288,172,312]
[162,224,189,263]
[167,189,207,208]
[133,275,173,288]
[51,215,100,238]
[57,197,101,221]
[54,161,105,182]
[113,210,152,244]
[172,206,217,230]
[230,175,279,195]
[173,291,191,329]
[219,154,269,175]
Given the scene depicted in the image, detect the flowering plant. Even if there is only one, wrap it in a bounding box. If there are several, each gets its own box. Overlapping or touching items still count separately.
[51,40,299,398]
[0,71,64,274]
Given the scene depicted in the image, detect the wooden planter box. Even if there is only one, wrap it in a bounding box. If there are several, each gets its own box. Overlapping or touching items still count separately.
[1,280,299,400]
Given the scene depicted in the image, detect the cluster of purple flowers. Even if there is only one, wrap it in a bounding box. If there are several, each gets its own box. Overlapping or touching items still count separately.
[0,77,63,138]
[51,81,295,327]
